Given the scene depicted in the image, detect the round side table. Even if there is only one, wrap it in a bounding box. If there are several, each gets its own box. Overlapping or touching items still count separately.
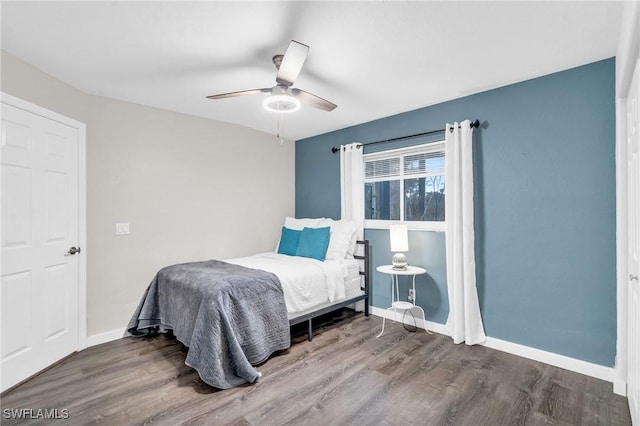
[376,264,431,337]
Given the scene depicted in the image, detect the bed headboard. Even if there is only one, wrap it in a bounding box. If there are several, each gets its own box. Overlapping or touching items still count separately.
[354,240,369,294]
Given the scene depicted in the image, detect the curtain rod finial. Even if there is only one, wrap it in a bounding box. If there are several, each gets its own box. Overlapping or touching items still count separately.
[471,119,480,128]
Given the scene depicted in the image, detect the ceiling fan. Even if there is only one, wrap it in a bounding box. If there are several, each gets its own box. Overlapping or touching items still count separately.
[206,40,337,113]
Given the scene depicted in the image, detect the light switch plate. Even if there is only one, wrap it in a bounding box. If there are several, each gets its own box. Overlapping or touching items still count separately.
[115,223,130,235]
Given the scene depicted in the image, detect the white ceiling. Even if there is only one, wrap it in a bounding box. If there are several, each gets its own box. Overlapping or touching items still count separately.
[1,1,624,141]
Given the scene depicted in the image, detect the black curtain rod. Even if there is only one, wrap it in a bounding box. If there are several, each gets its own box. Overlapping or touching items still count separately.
[330,119,480,154]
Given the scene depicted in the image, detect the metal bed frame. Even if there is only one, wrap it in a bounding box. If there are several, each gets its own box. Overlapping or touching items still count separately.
[288,239,370,341]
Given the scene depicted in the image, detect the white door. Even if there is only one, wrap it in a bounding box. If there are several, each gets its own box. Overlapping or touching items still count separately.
[627,59,640,425]
[1,100,82,391]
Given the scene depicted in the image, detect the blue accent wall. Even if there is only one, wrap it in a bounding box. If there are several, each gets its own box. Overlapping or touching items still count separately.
[295,58,616,367]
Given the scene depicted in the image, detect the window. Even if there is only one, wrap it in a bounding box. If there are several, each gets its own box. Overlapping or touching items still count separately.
[364,142,445,231]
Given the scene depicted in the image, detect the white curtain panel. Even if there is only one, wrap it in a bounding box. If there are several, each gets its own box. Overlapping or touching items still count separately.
[444,120,486,345]
[340,143,364,240]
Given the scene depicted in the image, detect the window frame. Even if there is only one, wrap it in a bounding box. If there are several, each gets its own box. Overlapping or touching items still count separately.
[363,141,446,232]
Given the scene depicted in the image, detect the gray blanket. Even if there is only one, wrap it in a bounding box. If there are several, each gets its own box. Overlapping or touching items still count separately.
[126,260,291,389]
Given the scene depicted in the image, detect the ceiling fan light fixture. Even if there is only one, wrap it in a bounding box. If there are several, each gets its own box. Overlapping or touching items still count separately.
[263,94,301,113]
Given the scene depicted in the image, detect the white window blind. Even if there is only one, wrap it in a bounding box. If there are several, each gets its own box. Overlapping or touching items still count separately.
[403,151,445,176]
[365,157,400,179]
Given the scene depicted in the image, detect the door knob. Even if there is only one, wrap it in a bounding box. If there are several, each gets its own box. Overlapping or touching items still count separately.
[65,246,81,256]
[631,274,639,281]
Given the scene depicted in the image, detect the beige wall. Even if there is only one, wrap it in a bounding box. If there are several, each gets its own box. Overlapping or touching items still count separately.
[1,51,89,123]
[1,50,295,336]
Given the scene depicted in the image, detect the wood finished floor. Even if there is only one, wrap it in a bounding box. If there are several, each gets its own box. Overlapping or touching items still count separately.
[1,311,631,426]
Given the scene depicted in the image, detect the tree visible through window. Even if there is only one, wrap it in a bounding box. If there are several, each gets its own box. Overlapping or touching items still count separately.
[364,142,445,227]
[405,176,445,221]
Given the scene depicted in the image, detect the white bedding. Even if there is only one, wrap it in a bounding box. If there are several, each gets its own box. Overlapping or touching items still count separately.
[225,253,359,315]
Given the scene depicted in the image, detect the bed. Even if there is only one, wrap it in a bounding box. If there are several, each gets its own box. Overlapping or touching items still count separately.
[126,217,370,389]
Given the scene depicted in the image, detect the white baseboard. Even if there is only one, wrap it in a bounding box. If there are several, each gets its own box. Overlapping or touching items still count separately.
[482,336,618,386]
[370,308,623,390]
[86,327,126,347]
[613,379,627,396]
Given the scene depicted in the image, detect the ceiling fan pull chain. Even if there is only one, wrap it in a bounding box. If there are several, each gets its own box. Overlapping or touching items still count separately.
[277,113,284,147]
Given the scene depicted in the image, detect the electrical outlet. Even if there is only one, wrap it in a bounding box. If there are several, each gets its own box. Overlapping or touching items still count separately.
[115,223,130,235]
[408,289,415,302]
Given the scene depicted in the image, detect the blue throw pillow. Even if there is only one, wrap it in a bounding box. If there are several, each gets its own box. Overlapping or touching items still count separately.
[277,227,301,256]
[296,227,331,261]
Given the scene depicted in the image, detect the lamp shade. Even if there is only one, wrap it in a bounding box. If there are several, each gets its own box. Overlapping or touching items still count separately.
[389,224,409,252]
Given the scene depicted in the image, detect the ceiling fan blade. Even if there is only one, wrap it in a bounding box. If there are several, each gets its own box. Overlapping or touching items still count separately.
[276,40,309,86]
[292,88,337,111]
[206,88,271,100]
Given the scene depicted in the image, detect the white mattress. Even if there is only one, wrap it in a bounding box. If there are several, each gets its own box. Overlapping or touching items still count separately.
[225,253,363,316]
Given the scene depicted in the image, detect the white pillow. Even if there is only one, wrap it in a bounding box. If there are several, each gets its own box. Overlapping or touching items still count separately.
[319,218,358,260]
[283,216,324,230]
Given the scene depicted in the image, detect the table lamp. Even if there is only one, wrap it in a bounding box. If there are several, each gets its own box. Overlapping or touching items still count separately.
[389,224,409,270]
